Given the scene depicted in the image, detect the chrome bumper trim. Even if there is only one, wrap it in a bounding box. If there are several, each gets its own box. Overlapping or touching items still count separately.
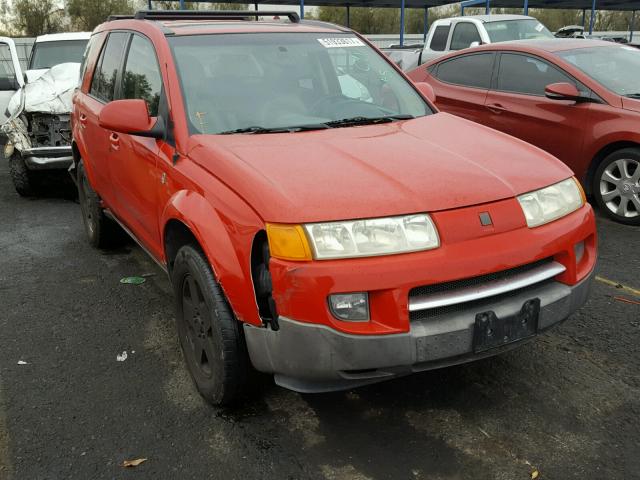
[408,261,566,312]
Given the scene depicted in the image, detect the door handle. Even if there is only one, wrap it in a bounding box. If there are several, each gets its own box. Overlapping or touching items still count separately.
[79,113,87,128]
[109,132,119,151]
[486,103,507,114]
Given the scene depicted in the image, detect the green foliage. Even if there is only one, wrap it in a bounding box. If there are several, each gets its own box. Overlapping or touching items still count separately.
[317,5,461,35]
[317,4,636,36]
[151,2,248,10]
[67,0,135,31]
[12,0,63,36]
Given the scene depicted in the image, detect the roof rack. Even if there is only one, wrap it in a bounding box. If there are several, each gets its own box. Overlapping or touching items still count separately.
[107,10,300,23]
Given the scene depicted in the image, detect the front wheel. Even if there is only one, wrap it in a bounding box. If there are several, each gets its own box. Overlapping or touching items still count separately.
[8,153,36,197]
[171,245,249,406]
[593,148,640,225]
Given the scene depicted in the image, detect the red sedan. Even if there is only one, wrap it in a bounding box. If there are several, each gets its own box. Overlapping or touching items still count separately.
[408,39,640,225]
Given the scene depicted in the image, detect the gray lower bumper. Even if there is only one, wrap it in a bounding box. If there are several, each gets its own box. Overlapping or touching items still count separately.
[22,147,73,170]
[244,270,594,393]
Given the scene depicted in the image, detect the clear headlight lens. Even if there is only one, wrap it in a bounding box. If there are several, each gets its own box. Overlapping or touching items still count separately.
[517,178,584,228]
[304,213,440,260]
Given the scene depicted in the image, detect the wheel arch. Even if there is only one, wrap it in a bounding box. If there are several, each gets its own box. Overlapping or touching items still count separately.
[160,189,264,326]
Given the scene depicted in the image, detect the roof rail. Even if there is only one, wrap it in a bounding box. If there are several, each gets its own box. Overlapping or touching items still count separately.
[114,10,300,23]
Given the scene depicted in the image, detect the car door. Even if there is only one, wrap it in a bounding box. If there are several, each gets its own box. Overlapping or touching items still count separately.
[78,31,129,205]
[484,52,590,169]
[107,33,165,256]
[428,52,496,123]
[0,37,24,125]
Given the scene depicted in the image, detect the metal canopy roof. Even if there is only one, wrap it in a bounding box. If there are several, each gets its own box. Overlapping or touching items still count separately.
[461,0,640,11]
[212,0,456,7]
[153,0,640,10]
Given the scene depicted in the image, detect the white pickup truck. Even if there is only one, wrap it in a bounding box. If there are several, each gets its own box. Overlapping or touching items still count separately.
[0,32,89,195]
[383,14,554,71]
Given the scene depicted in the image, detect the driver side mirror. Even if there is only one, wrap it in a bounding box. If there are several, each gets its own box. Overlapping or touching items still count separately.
[98,99,165,139]
[545,82,583,102]
[415,82,436,103]
[469,41,481,48]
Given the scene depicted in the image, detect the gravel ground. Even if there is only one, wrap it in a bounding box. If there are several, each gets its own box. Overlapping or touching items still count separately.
[0,161,638,480]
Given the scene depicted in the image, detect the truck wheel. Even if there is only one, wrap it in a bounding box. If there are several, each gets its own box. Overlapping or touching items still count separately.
[593,148,640,226]
[171,244,249,406]
[8,153,36,197]
[77,160,123,248]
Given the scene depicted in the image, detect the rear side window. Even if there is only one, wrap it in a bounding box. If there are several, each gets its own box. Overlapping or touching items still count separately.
[450,23,482,51]
[80,34,103,86]
[435,53,494,89]
[121,34,163,116]
[496,53,574,96]
[90,32,129,103]
[430,25,450,52]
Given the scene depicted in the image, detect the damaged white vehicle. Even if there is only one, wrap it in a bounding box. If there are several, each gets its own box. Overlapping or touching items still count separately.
[0,34,88,196]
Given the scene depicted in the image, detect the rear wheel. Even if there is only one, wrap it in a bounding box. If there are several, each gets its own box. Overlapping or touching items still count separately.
[593,148,640,225]
[171,245,249,406]
[8,153,36,197]
[77,160,123,248]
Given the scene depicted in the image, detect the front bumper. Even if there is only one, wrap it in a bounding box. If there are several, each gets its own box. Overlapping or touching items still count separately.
[244,268,594,393]
[21,146,73,170]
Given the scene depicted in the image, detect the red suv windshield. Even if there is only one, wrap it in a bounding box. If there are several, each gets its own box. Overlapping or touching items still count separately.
[169,32,431,134]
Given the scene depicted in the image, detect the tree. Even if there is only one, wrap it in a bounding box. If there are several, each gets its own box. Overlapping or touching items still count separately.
[151,2,248,10]
[13,0,63,36]
[67,0,134,31]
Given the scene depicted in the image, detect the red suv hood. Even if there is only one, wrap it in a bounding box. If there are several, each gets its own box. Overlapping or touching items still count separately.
[189,113,572,224]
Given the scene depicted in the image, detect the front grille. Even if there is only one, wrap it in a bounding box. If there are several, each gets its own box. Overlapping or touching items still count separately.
[409,258,554,322]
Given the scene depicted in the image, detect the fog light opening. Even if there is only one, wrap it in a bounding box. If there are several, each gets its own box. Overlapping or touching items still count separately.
[574,240,585,264]
[328,293,369,322]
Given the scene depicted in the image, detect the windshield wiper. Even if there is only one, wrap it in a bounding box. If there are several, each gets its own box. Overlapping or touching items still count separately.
[625,93,640,99]
[219,124,329,135]
[324,114,415,128]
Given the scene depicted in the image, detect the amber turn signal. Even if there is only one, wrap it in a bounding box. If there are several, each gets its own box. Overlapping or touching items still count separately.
[266,223,313,261]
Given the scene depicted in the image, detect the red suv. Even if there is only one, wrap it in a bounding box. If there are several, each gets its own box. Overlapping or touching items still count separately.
[72,11,596,405]
[408,39,640,225]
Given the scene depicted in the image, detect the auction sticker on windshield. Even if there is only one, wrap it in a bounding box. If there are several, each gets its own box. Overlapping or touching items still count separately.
[318,38,365,48]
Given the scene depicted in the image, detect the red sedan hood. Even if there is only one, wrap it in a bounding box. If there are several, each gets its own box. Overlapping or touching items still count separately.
[622,96,640,113]
[189,113,572,223]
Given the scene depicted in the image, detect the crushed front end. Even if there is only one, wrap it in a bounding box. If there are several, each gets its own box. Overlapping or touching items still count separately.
[2,63,79,195]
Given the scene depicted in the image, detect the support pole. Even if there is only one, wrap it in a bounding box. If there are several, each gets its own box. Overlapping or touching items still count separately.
[254,2,258,11]
[300,0,304,19]
[147,0,152,9]
[589,0,596,35]
[523,0,528,15]
[630,10,636,42]
[485,0,490,15]
[179,0,185,9]
[461,5,465,15]
[399,0,405,46]
[346,5,350,28]
[581,9,586,28]
[423,7,429,43]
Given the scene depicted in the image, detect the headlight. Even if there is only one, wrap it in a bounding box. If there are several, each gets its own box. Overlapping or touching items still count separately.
[517,178,584,228]
[305,214,439,260]
[266,214,439,261]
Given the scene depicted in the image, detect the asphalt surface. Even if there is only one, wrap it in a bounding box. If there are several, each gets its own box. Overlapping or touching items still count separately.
[0,161,638,480]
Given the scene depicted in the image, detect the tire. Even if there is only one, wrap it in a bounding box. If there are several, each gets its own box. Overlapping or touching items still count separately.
[171,245,249,406]
[77,160,123,248]
[593,148,640,226]
[8,153,36,197]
